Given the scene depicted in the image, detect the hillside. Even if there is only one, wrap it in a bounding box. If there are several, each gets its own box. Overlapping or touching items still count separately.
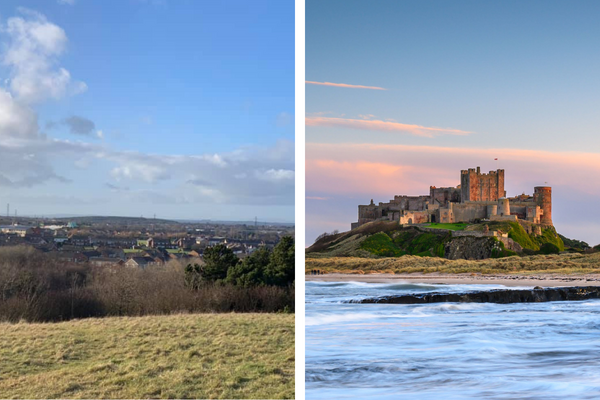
[307,220,567,260]
[0,313,294,399]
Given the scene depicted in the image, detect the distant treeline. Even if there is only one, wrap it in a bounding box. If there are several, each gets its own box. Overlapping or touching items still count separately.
[0,237,294,323]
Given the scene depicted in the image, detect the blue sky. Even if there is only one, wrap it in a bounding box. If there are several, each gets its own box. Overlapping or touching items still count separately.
[306,0,600,245]
[0,0,294,222]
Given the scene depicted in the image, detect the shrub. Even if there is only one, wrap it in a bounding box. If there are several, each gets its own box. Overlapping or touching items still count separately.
[226,247,270,287]
[360,232,403,257]
[201,244,239,282]
[538,242,560,255]
[265,236,295,286]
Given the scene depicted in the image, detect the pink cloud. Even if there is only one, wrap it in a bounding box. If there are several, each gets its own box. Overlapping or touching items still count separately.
[305,81,387,90]
[306,196,329,200]
[305,116,473,137]
[306,143,600,198]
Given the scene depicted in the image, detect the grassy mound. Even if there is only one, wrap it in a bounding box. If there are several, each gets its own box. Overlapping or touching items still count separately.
[0,313,294,399]
[358,228,450,258]
[506,222,539,250]
[535,226,565,251]
[360,232,405,257]
[308,219,567,260]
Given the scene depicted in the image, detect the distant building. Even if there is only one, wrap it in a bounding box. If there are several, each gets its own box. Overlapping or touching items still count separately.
[69,234,91,246]
[0,225,31,237]
[125,256,159,268]
[89,257,125,267]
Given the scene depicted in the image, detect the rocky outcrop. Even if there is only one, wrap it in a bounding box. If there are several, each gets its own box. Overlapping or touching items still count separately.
[498,237,522,252]
[349,286,600,304]
[444,236,500,260]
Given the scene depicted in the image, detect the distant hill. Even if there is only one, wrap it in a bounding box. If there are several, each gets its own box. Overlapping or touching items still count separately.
[175,219,294,227]
[54,216,180,225]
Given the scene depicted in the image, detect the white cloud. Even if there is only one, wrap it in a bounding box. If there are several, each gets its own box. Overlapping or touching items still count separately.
[197,153,227,167]
[101,140,295,205]
[256,168,295,182]
[57,0,76,5]
[0,89,39,139]
[2,9,86,103]
[110,161,170,183]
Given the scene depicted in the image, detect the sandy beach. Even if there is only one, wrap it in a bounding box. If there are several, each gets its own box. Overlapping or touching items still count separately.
[306,273,600,287]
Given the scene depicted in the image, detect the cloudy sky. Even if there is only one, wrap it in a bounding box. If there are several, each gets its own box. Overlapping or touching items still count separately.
[306,0,600,245]
[0,0,294,222]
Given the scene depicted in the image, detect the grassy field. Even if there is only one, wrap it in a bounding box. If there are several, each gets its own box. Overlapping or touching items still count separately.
[306,252,600,275]
[422,222,469,231]
[0,313,294,399]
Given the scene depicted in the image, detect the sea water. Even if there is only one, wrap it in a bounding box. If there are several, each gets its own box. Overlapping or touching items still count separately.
[306,280,600,399]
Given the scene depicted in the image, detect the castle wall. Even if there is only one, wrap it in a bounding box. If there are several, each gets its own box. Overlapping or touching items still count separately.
[429,186,461,205]
[439,208,452,223]
[509,205,526,219]
[499,198,510,216]
[399,211,429,225]
[451,202,488,222]
[391,195,429,211]
[490,214,518,222]
[357,204,379,226]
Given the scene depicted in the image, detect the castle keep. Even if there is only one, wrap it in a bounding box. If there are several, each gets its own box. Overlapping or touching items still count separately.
[352,167,552,229]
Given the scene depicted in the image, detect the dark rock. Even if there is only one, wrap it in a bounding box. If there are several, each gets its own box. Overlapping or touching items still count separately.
[444,236,501,260]
[348,286,600,305]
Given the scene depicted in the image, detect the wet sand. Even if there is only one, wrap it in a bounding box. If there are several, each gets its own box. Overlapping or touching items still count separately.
[306,273,600,287]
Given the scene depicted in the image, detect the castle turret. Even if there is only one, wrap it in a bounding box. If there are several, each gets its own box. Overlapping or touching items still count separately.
[534,186,552,225]
[498,198,510,216]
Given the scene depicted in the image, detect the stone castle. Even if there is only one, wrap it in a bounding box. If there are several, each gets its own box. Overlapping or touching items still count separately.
[352,167,552,229]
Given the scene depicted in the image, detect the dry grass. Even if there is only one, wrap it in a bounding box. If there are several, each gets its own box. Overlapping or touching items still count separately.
[0,313,294,399]
[306,252,600,275]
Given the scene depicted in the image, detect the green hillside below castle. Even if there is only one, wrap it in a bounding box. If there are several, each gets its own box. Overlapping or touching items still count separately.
[307,220,571,260]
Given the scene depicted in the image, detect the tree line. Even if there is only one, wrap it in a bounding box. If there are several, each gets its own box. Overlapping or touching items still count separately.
[0,237,295,323]
[185,236,294,288]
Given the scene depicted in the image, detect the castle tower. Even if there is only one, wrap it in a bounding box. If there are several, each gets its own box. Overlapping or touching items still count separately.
[534,186,552,225]
[460,167,505,202]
